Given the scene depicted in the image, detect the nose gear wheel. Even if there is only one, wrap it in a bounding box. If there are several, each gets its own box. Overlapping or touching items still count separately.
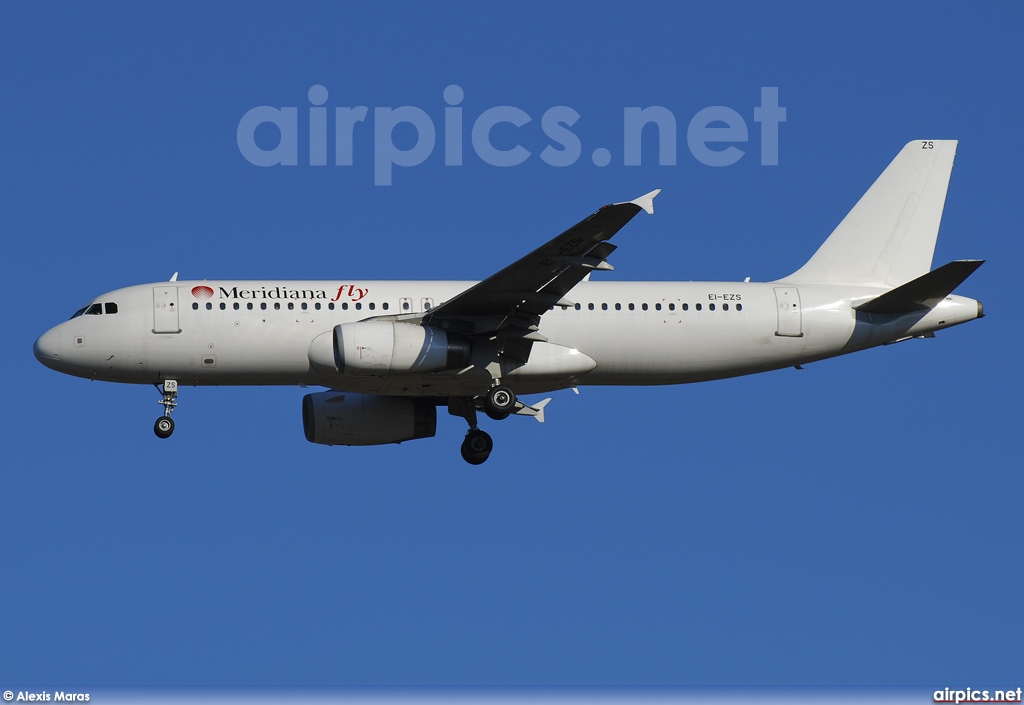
[153,380,178,439]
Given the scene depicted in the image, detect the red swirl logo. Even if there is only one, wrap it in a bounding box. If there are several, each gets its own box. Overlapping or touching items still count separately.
[191,286,214,299]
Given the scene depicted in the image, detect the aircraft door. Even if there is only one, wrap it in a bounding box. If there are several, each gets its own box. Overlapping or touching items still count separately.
[153,286,181,334]
[773,287,802,337]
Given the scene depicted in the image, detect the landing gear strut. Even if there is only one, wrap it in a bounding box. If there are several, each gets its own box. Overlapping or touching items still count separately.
[154,379,177,439]
[449,396,493,465]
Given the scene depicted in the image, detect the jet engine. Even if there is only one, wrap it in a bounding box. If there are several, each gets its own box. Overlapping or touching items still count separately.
[308,321,471,377]
[302,391,436,446]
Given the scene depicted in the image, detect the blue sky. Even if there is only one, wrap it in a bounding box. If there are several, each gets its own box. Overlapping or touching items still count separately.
[2,1,1022,691]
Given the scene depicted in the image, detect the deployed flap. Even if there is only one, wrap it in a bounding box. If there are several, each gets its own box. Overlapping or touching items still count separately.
[424,191,659,350]
[854,260,984,314]
[514,397,551,423]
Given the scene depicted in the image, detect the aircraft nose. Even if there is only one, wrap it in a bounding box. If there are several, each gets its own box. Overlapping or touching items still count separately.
[33,327,61,366]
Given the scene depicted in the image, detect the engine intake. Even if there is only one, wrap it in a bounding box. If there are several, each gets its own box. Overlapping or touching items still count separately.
[302,391,437,446]
[308,321,470,377]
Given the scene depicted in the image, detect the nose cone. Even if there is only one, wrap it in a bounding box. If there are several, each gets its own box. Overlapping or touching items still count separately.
[34,327,61,368]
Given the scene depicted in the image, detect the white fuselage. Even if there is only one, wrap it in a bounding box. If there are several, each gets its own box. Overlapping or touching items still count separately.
[33,279,982,398]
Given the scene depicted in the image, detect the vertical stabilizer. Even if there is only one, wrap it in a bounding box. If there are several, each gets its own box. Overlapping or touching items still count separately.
[779,140,957,287]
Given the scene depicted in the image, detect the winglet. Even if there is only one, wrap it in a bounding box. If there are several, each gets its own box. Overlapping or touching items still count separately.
[627,189,661,215]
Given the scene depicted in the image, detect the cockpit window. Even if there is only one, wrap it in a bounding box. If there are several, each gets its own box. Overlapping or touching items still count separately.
[71,302,116,319]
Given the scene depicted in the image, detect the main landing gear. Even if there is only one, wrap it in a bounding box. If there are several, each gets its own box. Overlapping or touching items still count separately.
[450,385,519,465]
[483,384,516,420]
[461,429,493,465]
[154,379,178,439]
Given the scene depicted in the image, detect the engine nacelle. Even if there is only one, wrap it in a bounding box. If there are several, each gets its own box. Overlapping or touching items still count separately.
[302,391,437,446]
[308,321,470,377]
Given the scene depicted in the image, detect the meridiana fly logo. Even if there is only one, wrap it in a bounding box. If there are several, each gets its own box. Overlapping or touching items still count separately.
[188,284,369,302]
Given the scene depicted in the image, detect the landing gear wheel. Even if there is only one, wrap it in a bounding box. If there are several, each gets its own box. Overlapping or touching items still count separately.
[484,385,516,421]
[154,380,178,439]
[154,415,175,439]
[460,429,493,465]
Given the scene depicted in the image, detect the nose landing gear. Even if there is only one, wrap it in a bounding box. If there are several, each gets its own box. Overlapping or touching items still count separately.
[154,379,178,439]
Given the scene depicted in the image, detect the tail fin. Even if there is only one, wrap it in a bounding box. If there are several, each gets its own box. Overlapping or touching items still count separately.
[780,140,958,287]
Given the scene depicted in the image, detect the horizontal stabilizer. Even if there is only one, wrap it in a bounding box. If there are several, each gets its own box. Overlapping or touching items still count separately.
[854,260,984,314]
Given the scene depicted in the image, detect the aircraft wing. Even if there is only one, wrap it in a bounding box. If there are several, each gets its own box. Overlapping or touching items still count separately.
[423,190,660,361]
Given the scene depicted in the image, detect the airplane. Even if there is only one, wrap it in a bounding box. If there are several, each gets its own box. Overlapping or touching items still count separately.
[33,139,983,464]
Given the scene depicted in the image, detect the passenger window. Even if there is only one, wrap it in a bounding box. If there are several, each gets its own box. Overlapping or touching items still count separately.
[588,303,594,310]
[709,303,716,311]
[696,303,702,311]
[342,303,349,310]
[260,303,267,310]
[288,302,294,310]
[192,302,199,310]
[233,302,239,310]
[402,301,410,311]
[206,302,212,310]
[655,303,662,311]
[575,303,581,310]
[642,303,648,311]
[601,303,608,310]
[682,303,689,311]
[219,302,226,310]
[105,302,118,314]
[736,303,743,312]
[668,303,675,311]
[247,303,253,310]
[274,302,281,310]
[314,303,321,310]
[723,304,729,311]
[328,303,335,310]
[382,302,389,311]
[615,303,621,311]
[369,303,375,310]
